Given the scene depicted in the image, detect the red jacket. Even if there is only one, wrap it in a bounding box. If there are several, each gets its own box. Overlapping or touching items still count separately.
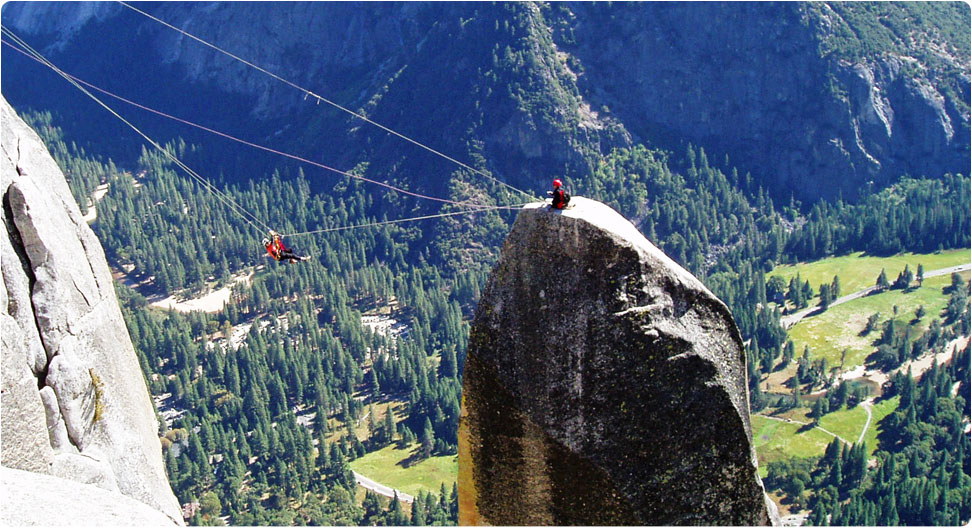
[551,187,569,209]
[265,242,279,260]
[266,235,286,259]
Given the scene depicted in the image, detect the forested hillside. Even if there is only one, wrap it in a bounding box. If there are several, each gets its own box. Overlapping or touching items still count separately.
[3,2,969,526]
[21,98,969,524]
[2,2,968,202]
[24,110,473,525]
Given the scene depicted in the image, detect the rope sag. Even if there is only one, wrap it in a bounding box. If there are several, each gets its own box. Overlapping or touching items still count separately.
[116,1,536,201]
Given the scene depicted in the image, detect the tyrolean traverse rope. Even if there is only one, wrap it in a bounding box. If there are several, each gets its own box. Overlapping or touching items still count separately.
[1,39,493,211]
[1,25,273,236]
[1,25,534,240]
[116,1,536,202]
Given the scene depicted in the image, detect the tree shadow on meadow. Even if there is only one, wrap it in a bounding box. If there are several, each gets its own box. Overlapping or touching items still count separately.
[396,444,423,469]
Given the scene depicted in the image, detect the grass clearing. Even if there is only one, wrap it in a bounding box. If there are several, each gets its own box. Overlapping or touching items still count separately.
[319,396,458,499]
[817,405,868,444]
[785,273,965,373]
[752,415,835,477]
[324,400,407,446]
[770,249,970,296]
[753,395,902,474]
[864,397,900,454]
[350,443,458,498]
[815,399,900,456]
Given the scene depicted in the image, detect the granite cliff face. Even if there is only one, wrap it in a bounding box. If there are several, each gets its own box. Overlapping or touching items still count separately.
[1,466,178,526]
[458,197,778,525]
[1,2,966,202]
[1,96,183,525]
[554,2,970,200]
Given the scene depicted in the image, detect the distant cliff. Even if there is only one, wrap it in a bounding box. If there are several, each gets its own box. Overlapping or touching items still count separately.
[458,197,779,525]
[1,2,967,202]
[1,96,183,525]
[553,2,970,199]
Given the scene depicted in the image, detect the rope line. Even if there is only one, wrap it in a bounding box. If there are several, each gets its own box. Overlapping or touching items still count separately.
[1,26,273,236]
[1,38,491,211]
[1,29,538,242]
[116,1,536,201]
[283,203,529,237]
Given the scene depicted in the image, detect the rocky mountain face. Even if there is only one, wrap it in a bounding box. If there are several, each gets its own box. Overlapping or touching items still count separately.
[1,2,967,202]
[552,2,970,199]
[1,96,183,525]
[458,197,779,525]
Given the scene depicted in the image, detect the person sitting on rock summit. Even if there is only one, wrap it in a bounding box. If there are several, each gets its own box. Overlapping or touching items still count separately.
[263,231,308,263]
[547,178,570,210]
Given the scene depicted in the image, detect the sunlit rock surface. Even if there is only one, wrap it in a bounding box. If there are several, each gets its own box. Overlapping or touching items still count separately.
[1,96,183,525]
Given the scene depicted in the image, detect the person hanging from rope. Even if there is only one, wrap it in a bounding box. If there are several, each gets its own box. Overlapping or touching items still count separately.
[263,231,309,263]
[547,178,571,210]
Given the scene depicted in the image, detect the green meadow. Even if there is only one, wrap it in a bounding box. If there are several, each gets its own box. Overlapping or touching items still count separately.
[752,415,835,477]
[770,248,969,297]
[349,443,458,498]
[753,396,900,476]
[816,397,899,455]
[785,272,965,371]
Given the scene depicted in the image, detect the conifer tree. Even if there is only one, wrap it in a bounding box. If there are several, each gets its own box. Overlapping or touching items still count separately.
[810,398,825,423]
[421,417,435,459]
[876,268,889,290]
[383,406,396,446]
[450,482,459,521]
[389,493,407,526]
[411,491,427,526]
[818,283,832,310]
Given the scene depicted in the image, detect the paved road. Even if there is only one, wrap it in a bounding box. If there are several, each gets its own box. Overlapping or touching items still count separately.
[858,399,874,445]
[781,263,971,329]
[924,263,972,279]
[353,471,414,504]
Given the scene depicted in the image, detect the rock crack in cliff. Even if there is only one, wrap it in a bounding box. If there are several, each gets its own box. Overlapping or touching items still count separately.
[1,95,183,525]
